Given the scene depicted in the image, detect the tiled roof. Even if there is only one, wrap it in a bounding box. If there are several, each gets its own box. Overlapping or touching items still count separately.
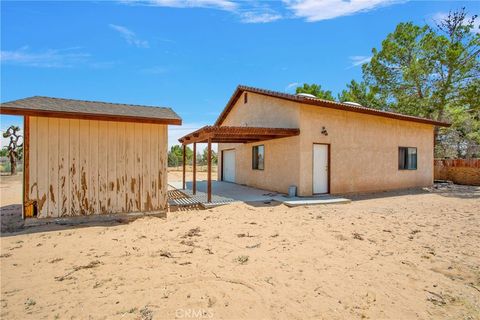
[0,96,182,125]
[215,85,450,127]
[178,125,300,144]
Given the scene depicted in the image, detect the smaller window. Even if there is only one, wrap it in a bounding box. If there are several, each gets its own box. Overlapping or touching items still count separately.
[252,145,264,170]
[399,147,417,170]
[244,92,248,104]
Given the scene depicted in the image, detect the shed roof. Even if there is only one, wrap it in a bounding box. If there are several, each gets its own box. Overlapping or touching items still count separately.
[0,96,182,125]
[215,85,450,127]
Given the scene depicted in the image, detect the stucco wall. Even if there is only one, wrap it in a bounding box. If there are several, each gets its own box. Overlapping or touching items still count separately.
[221,92,300,128]
[27,116,168,218]
[218,92,301,192]
[218,136,300,193]
[217,93,434,195]
[298,105,434,195]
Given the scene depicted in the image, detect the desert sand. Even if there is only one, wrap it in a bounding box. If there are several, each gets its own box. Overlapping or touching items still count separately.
[0,174,22,206]
[0,172,479,319]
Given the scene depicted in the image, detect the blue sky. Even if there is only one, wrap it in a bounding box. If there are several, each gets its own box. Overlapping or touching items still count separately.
[1,0,479,148]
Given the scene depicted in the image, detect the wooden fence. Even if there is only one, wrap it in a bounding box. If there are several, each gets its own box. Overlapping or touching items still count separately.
[434,159,480,186]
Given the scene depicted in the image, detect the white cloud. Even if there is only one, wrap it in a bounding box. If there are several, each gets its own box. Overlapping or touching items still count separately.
[349,55,372,67]
[121,0,283,24]
[285,0,401,22]
[109,24,149,48]
[0,46,91,68]
[430,12,480,34]
[122,0,238,11]
[121,0,406,24]
[285,82,299,92]
[240,11,282,24]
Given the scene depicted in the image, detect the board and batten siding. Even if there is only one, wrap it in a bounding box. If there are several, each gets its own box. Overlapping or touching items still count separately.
[27,116,168,218]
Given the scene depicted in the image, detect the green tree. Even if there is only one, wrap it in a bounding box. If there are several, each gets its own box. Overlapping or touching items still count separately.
[441,78,480,157]
[196,152,204,165]
[201,148,217,166]
[362,8,479,157]
[167,145,193,167]
[168,151,179,167]
[296,83,335,101]
[338,80,385,109]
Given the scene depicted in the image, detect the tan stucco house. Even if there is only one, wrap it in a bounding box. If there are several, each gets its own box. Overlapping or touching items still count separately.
[1,96,181,218]
[183,85,449,197]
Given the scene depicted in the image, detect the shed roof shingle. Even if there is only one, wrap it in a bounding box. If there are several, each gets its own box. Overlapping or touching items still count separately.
[0,96,182,125]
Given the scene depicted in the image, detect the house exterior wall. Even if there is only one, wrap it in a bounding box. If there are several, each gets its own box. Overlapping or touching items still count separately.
[217,92,301,193]
[27,116,167,218]
[218,136,300,194]
[220,92,300,128]
[217,93,434,196]
[297,104,434,195]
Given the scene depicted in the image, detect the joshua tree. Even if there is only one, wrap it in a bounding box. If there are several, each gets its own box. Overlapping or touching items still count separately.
[3,126,23,175]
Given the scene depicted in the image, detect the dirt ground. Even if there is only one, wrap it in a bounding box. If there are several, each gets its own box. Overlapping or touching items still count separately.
[0,174,22,206]
[0,173,479,319]
[0,174,23,233]
[168,168,217,183]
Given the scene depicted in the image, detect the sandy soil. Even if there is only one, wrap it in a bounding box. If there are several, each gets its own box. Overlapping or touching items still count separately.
[0,180,479,319]
[0,174,22,206]
[168,169,217,183]
[0,174,24,233]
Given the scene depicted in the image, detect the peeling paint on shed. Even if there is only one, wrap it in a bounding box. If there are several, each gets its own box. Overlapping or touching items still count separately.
[27,116,168,218]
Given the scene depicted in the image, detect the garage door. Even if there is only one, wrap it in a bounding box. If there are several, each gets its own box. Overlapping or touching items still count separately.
[222,150,236,183]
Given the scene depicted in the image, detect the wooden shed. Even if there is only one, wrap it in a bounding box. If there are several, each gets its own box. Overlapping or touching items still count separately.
[0,96,181,218]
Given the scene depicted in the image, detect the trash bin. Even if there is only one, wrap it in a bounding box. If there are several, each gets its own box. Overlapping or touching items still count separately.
[288,185,297,198]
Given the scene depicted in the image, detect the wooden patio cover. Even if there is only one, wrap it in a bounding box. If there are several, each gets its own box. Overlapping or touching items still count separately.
[177,126,300,202]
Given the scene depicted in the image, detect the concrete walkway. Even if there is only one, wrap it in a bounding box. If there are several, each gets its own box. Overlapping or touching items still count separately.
[169,180,350,208]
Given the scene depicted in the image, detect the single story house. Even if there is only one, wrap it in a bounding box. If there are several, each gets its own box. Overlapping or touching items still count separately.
[0,96,181,218]
[179,85,449,197]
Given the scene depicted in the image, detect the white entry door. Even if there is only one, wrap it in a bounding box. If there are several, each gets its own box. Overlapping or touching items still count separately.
[222,150,236,182]
[313,144,329,194]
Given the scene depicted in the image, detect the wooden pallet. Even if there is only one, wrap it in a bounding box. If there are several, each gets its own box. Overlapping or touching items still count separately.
[167,187,235,208]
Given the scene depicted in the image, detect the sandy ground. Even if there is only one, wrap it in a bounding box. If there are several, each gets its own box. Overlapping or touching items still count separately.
[0,174,22,206]
[0,174,23,233]
[0,173,479,319]
[168,168,217,183]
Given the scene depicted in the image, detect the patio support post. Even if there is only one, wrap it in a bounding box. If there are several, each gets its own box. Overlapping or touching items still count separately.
[182,144,186,190]
[207,138,212,203]
[193,142,197,195]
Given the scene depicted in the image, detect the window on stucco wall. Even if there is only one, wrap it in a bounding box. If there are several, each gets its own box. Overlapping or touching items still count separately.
[398,147,417,170]
[252,145,264,170]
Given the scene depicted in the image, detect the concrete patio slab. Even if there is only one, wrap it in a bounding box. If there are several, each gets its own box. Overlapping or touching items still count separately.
[281,197,351,207]
[169,180,350,208]
[169,181,281,202]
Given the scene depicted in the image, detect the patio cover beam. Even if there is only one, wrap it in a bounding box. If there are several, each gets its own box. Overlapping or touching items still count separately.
[207,138,212,202]
[193,142,197,195]
[178,126,300,145]
[182,144,186,190]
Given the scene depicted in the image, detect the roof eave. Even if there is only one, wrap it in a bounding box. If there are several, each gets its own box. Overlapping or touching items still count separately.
[214,85,451,128]
[0,107,182,125]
